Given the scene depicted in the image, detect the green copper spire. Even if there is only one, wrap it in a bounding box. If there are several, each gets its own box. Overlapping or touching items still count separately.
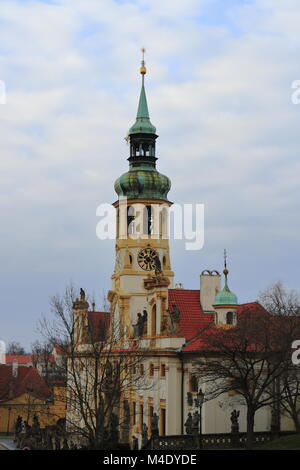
[114,50,171,202]
[129,50,156,135]
[213,250,238,306]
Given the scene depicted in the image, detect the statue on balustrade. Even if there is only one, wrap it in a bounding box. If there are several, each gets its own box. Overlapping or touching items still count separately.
[185,413,193,435]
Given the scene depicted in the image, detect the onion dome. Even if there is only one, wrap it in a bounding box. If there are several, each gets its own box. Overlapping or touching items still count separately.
[114,169,171,200]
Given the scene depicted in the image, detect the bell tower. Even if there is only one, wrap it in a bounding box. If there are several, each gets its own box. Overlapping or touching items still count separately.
[110,51,174,338]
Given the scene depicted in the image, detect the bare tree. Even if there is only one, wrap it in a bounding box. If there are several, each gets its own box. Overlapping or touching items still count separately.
[7,341,26,355]
[38,283,150,449]
[194,304,300,449]
[259,281,300,316]
[31,339,63,386]
[259,282,300,432]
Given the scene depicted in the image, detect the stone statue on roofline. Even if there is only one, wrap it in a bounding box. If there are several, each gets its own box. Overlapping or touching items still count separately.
[110,412,119,442]
[192,411,200,435]
[271,408,279,434]
[132,435,139,450]
[32,415,40,431]
[166,303,181,334]
[15,415,23,437]
[124,399,130,425]
[142,309,148,334]
[185,412,193,435]
[161,314,170,335]
[80,288,86,300]
[151,412,159,437]
[73,287,89,311]
[230,409,240,434]
[154,253,162,276]
[141,423,148,449]
[230,409,240,447]
[133,310,148,338]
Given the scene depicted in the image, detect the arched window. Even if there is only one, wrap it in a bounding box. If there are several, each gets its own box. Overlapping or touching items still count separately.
[127,206,135,235]
[143,205,152,235]
[226,312,234,325]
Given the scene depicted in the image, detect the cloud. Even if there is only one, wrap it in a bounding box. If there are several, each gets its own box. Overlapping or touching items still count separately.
[0,0,300,347]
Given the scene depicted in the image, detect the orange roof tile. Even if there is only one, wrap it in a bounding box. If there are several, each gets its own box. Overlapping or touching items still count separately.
[0,365,51,402]
[168,289,214,342]
[5,354,33,365]
[168,289,270,353]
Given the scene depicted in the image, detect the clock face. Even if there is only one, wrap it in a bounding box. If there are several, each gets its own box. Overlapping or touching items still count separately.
[137,248,158,271]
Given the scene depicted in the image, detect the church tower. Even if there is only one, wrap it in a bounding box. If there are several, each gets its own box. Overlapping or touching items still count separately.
[110,52,174,339]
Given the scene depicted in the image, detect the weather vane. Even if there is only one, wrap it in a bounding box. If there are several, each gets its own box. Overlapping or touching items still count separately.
[224,249,227,269]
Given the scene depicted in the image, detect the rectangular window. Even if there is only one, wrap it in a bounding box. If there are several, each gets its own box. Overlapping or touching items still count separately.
[161,364,166,378]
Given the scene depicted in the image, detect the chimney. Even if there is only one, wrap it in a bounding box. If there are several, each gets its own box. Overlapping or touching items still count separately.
[12,360,18,378]
[200,270,221,312]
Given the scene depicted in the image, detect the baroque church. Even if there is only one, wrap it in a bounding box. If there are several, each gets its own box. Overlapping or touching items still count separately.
[68,56,295,447]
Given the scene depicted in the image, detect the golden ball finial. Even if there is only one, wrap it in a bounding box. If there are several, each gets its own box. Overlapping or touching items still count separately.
[223,268,229,275]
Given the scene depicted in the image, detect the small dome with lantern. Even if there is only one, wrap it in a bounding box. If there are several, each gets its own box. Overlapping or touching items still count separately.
[213,252,238,307]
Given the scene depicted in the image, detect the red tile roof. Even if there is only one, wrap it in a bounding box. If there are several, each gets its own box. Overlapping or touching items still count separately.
[0,365,51,402]
[168,289,269,353]
[88,311,110,342]
[168,289,214,342]
[5,354,33,365]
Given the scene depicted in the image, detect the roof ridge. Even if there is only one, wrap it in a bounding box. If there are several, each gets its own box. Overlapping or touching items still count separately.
[169,288,200,292]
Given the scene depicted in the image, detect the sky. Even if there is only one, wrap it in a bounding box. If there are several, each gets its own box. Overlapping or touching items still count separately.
[0,0,300,350]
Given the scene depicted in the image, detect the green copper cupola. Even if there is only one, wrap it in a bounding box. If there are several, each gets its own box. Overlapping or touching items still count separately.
[114,50,171,202]
[213,251,238,306]
[127,49,158,166]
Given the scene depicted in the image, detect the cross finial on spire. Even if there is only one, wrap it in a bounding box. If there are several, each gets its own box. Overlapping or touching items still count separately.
[223,249,229,283]
[140,47,147,76]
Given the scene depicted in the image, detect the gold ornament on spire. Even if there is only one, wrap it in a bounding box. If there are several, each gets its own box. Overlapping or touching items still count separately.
[140,47,147,75]
[223,249,228,275]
